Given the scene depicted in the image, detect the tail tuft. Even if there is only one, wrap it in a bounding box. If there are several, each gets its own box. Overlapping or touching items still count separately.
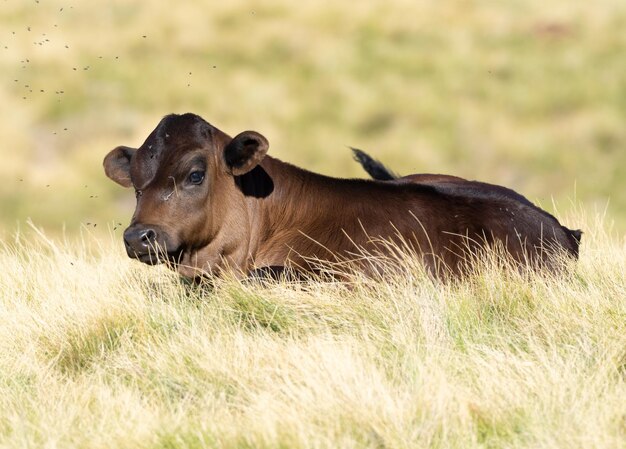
[351,147,397,181]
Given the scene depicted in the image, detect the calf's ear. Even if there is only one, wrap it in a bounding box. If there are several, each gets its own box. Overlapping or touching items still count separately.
[103,146,136,188]
[223,131,269,176]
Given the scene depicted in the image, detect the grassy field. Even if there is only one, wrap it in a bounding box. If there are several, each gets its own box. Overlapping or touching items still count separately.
[1,1,626,447]
[0,0,625,234]
[0,212,624,448]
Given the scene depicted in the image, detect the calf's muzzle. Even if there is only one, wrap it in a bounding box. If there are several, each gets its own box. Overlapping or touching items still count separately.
[123,224,170,264]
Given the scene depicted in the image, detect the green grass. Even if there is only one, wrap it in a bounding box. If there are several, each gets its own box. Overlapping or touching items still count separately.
[0,214,624,448]
[0,0,625,234]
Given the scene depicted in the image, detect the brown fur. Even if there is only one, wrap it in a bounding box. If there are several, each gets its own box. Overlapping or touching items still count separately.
[103,113,581,279]
[353,147,582,259]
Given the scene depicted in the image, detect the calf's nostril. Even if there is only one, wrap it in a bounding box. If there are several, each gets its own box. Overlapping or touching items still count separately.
[142,229,157,243]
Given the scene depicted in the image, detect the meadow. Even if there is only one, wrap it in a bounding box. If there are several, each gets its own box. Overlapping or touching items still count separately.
[1,213,624,448]
[1,0,625,447]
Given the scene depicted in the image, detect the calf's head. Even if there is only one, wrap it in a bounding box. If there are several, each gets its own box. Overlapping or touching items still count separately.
[103,113,269,274]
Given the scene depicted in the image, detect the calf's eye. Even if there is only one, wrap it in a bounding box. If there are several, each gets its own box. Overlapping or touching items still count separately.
[189,171,205,185]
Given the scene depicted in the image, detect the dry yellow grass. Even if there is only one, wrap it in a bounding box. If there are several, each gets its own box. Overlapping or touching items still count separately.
[0,212,624,448]
[1,1,625,447]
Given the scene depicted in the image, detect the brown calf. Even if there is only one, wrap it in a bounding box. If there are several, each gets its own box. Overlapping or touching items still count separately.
[103,113,581,279]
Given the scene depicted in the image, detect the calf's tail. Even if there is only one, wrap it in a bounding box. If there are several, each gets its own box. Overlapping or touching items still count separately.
[351,147,398,181]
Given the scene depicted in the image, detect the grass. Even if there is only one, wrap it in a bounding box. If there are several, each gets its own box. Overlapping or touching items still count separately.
[1,0,625,446]
[0,212,624,448]
[0,0,625,234]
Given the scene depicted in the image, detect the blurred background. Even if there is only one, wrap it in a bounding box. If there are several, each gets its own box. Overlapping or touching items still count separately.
[1,0,624,238]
